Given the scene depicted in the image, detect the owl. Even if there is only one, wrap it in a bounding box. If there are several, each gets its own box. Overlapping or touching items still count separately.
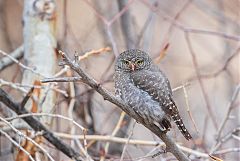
[114,49,192,140]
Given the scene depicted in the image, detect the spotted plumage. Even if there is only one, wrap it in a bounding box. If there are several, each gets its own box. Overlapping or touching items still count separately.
[114,49,192,140]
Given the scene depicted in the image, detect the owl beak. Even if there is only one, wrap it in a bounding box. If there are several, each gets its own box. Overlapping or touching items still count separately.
[130,63,136,71]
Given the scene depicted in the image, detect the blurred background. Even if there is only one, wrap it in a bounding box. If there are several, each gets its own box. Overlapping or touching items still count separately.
[0,0,239,160]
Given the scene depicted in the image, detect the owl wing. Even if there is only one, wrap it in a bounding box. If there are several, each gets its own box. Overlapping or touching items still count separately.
[114,71,171,131]
[131,67,192,140]
[131,68,176,114]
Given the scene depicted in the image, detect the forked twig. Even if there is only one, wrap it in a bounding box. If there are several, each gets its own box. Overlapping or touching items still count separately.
[58,50,191,161]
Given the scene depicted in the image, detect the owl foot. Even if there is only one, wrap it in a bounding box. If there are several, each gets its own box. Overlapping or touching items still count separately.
[159,118,171,132]
[153,118,171,132]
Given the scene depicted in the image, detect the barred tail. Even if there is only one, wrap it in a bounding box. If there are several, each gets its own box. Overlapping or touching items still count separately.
[172,114,192,140]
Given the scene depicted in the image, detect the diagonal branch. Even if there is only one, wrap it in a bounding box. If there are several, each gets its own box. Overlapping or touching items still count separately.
[58,50,191,161]
[0,45,24,71]
[0,129,36,161]
[0,89,89,161]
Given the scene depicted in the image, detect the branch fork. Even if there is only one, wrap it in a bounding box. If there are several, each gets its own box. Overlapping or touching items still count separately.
[57,50,191,161]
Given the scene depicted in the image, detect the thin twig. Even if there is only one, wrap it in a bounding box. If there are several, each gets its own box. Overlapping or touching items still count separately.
[5,113,86,131]
[66,75,91,159]
[172,82,190,92]
[55,132,209,159]
[0,125,210,159]
[0,78,28,94]
[137,144,165,161]
[0,89,87,160]
[103,111,126,157]
[118,0,136,49]
[0,49,47,78]
[185,32,218,129]
[0,129,36,161]
[67,71,76,148]
[106,26,119,57]
[1,122,31,132]
[140,0,240,41]
[232,134,240,141]
[54,132,162,146]
[78,47,111,61]
[120,121,136,161]
[21,87,34,107]
[0,45,24,71]
[58,50,191,161]
[183,85,199,133]
[0,116,55,161]
[158,0,193,53]
[41,77,82,83]
[0,78,68,97]
[53,66,69,77]
[215,84,240,140]
[213,127,240,153]
[213,148,240,155]
[199,45,240,79]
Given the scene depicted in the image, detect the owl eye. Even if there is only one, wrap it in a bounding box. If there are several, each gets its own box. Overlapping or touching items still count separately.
[136,60,144,65]
[123,60,130,65]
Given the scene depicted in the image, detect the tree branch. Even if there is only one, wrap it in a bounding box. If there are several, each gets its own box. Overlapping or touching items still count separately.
[0,45,24,71]
[118,0,136,49]
[0,89,88,161]
[58,50,191,161]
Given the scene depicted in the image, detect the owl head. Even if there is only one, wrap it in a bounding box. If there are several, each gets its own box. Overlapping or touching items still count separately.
[115,49,152,72]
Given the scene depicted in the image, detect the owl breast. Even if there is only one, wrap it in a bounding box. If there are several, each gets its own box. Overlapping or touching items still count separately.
[114,71,166,126]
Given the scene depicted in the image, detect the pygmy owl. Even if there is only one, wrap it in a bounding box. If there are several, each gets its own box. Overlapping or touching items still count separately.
[114,49,192,140]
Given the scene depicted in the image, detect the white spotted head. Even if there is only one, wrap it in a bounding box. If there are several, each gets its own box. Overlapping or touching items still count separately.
[115,49,152,72]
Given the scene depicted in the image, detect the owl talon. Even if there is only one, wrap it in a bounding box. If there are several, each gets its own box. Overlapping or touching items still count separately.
[160,119,171,132]
[158,125,167,132]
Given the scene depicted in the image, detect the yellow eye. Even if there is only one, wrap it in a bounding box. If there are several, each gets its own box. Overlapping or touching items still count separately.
[136,60,144,65]
[123,60,130,65]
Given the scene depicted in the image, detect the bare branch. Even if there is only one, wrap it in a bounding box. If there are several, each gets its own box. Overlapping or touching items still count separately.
[21,87,34,107]
[0,129,36,161]
[103,111,126,157]
[0,45,24,71]
[118,0,136,49]
[140,0,240,41]
[55,132,209,159]
[1,123,210,159]
[183,85,199,133]
[216,84,240,140]
[213,148,240,155]
[54,132,162,146]
[5,113,86,131]
[0,78,68,97]
[0,88,88,161]
[211,127,240,154]
[120,121,136,161]
[185,32,218,129]
[0,49,46,78]
[0,116,55,161]
[41,77,82,83]
[58,50,191,161]
[78,47,111,61]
